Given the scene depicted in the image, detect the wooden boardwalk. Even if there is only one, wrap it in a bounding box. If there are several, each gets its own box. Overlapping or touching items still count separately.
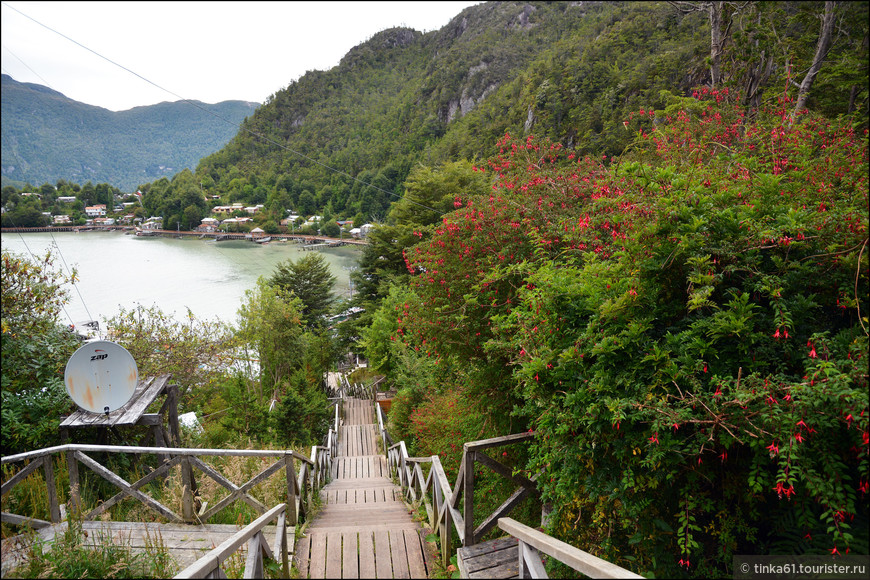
[295,397,432,579]
[0,520,284,576]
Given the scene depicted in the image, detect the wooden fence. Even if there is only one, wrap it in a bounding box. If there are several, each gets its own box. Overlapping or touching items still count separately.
[174,503,291,579]
[376,399,642,578]
[1,398,343,579]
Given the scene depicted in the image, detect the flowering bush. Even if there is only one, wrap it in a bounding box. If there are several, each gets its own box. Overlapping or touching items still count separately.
[390,90,868,576]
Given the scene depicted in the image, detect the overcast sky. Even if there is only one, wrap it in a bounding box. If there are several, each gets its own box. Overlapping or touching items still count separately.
[1,1,480,111]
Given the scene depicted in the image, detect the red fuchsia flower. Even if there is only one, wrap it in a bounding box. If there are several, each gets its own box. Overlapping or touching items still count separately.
[679,559,691,568]
[720,450,727,462]
[773,328,782,338]
[649,432,659,444]
[859,480,869,496]
[767,441,779,455]
[831,546,840,556]
[809,344,818,358]
[795,432,805,444]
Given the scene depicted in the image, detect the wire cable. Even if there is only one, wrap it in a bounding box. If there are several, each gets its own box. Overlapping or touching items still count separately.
[2,1,446,217]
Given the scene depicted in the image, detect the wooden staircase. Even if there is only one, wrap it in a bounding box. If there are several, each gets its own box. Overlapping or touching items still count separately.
[294,397,432,579]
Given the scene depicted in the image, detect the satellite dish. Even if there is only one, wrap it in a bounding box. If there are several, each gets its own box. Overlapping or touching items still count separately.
[64,340,138,415]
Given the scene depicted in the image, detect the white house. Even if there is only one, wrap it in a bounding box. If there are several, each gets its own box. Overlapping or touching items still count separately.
[85,204,106,217]
[53,215,71,225]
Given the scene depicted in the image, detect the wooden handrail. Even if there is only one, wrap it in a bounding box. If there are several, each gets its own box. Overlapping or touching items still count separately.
[2,444,312,465]
[2,444,328,528]
[497,517,644,579]
[174,502,290,579]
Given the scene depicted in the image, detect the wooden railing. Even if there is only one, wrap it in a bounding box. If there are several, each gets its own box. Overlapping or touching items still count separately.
[1,443,331,528]
[175,502,292,579]
[379,402,639,577]
[497,518,643,579]
[380,410,538,568]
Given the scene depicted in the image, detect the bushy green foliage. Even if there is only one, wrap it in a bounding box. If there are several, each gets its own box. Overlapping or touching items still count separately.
[106,304,237,406]
[384,90,868,576]
[271,370,331,447]
[1,249,80,454]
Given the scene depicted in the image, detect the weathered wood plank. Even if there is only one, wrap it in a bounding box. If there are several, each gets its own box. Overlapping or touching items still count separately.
[390,530,411,579]
[75,451,181,522]
[457,536,519,579]
[498,518,644,579]
[404,529,428,579]
[325,531,343,580]
[358,531,376,579]
[374,530,392,579]
[1,458,44,497]
[464,432,535,453]
[295,535,310,578]
[342,531,358,579]
[308,533,326,579]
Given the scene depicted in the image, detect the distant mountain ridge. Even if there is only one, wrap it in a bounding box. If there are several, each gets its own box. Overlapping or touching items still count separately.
[0,74,259,191]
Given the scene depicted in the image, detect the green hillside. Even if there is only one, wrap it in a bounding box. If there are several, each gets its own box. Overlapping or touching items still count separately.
[0,74,258,191]
[188,0,866,225]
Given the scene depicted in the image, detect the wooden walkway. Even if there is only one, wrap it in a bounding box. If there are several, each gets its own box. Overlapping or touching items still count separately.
[295,397,432,579]
[0,520,284,576]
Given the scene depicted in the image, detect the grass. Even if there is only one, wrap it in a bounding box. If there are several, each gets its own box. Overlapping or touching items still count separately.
[5,508,177,579]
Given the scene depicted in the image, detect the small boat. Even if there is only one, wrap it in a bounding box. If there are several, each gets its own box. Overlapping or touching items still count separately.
[254,236,271,244]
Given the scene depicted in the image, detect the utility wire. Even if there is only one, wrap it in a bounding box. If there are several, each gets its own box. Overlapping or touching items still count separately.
[2,1,446,217]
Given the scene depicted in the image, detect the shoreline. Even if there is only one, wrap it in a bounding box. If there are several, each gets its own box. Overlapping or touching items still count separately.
[0,226,367,247]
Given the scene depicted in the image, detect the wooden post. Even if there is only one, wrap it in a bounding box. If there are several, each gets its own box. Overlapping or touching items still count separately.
[42,456,62,523]
[463,447,475,546]
[285,454,298,525]
[167,384,198,503]
[441,487,452,569]
[181,456,195,522]
[60,428,81,517]
[153,425,169,468]
[167,384,181,446]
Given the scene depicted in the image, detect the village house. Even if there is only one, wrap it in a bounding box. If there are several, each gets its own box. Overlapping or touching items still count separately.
[212,203,244,215]
[57,196,77,204]
[53,215,72,225]
[197,217,220,232]
[85,204,107,217]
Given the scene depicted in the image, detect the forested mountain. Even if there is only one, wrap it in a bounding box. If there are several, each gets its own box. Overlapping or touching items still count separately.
[190,0,867,225]
[0,74,258,191]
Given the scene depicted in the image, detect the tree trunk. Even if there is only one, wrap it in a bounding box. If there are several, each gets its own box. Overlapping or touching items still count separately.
[709,1,725,87]
[792,1,837,119]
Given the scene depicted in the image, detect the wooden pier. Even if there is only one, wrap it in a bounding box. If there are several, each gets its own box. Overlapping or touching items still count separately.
[295,397,432,579]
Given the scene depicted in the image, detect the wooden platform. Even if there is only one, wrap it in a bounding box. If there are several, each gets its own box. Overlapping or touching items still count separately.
[457,536,520,579]
[295,397,432,579]
[0,519,288,576]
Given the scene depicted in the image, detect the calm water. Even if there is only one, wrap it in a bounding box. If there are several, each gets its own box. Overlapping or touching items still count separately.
[0,231,361,328]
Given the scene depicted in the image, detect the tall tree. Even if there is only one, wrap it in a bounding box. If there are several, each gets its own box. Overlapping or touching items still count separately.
[269,253,337,327]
